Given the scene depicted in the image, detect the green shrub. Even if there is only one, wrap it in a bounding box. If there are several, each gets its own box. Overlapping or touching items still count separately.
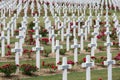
[0,64,17,77]
[60,49,66,55]
[20,64,38,75]
[28,21,35,29]
[43,47,51,57]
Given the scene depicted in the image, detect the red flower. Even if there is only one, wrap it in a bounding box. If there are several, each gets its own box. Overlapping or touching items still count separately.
[70,22,73,26]
[83,58,86,62]
[101,62,104,65]
[57,61,62,65]
[45,2,49,5]
[6,45,11,49]
[91,56,96,60]
[67,60,74,65]
[114,56,120,60]
[42,61,45,66]
[97,35,101,39]
[6,51,11,56]
[23,49,29,54]
[41,37,49,44]
[76,22,78,25]
[16,64,19,67]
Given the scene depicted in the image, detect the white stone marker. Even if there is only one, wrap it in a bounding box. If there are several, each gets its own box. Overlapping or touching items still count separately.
[88,38,96,56]
[11,42,21,65]
[71,21,77,39]
[54,40,63,65]
[117,27,120,46]
[32,35,44,69]
[0,31,6,57]
[81,55,94,80]
[58,57,72,80]
[16,28,24,56]
[51,30,56,53]
[78,29,84,51]
[5,22,11,45]
[83,23,88,41]
[58,22,64,42]
[104,53,115,80]
[65,28,72,51]
[71,39,80,63]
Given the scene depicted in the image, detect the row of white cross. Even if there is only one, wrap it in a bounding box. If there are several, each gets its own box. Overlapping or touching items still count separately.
[0,0,119,80]
[0,13,118,80]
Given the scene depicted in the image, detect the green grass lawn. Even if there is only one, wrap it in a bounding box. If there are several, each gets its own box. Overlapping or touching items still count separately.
[21,67,120,80]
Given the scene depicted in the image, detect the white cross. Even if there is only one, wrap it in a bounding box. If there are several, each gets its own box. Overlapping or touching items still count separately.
[4,22,11,45]
[83,23,88,41]
[32,34,43,69]
[71,21,77,39]
[78,29,85,51]
[65,28,72,51]
[104,35,112,57]
[82,55,94,80]
[71,39,80,63]
[51,30,57,53]
[58,57,72,80]
[88,38,96,56]
[54,40,63,65]
[104,53,115,80]
[11,42,21,66]
[117,27,120,46]
[58,22,64,42]
[16,27,24,56]
[0,31,6,57]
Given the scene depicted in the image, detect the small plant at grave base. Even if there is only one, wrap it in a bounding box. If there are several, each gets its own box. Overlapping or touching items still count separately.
[17,23,21,28]
[97,46,105,51]
[67,60,75,66]
[14,29,19,35]
[20,64,38,75]
[60,49,66,55]
[110,28,117,40]
[43,47,51,57]
[113,42,119,49]
[28,21,35,30]
[6,51,12,56]
[42,61,57,73]
[0,64,17,77]
[28,50,34,58]
[25,31,35,45]
[95,56,107,66]
[39,28,48,37]
[114,53,120,64]
[6,45,11,50]
[84,46,91,52]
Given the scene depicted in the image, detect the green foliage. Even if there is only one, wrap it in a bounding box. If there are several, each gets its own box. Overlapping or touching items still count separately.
[43,47,51,57]
[20,64,38,75]
[60,49,66,55]
[28,21,35,29]
[0,64,17,77]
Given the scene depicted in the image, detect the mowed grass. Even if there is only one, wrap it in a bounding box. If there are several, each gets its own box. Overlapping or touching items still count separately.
[21,67,120,80]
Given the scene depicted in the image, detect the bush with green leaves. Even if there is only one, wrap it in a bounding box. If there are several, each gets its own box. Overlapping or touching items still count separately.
[0,64,17,77]
[28,21,35,29]
[20,64,38,75]
[43,47,51,57]
[60,49,66,55]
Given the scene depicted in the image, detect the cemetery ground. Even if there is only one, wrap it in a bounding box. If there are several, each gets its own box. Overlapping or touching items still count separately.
[0,3,120,80]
